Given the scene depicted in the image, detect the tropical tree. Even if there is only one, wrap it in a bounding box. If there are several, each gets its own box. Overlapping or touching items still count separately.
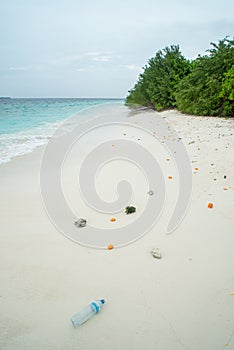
[175,37,234,117]
[126,45,191,110]
[126,37,234,117]
[219,65,234,116]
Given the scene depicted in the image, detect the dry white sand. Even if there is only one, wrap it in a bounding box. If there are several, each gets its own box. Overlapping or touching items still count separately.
[0,107,234,350]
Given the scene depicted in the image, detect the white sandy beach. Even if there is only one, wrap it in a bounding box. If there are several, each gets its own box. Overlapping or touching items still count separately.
[0,106,234,350]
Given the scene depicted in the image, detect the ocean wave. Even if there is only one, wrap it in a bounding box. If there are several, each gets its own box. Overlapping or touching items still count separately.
[0,120,62,164]
[0,100,124,164]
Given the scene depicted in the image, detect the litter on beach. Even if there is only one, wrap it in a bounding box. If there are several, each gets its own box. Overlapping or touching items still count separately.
[151,248,162,259]
[71,299,105,327]
[74,218,87,227]
[125,206,136,214]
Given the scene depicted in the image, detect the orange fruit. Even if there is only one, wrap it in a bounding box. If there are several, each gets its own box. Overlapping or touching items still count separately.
[208,203,213,208]
[168,176,172,179]
[110,217,116,222]
[107,244,114,250]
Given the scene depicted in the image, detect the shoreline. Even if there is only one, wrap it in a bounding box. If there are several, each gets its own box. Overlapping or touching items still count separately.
[0,99,124,165]
[0,107,234,349]
[1,107,233,168]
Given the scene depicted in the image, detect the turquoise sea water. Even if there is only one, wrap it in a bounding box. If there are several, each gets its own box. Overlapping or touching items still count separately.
[0,98,123,164]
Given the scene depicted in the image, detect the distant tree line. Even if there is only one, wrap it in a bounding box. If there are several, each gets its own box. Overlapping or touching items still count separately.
[125,37,234,117]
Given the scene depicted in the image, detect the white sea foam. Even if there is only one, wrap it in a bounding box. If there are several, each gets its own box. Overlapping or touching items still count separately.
[0,120,63,164]
[0,100,124,165]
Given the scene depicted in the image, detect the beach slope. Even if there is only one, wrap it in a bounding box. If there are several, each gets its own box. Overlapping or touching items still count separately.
[0,107,233,350]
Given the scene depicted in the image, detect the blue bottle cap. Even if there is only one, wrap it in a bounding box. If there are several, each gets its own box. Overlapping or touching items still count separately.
[100,299,105,304]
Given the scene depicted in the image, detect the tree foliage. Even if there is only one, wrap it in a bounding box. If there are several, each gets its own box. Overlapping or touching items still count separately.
[220,65,234,100]
[125,45,191,111]
[126,38,234,117]
[176,38,234,117]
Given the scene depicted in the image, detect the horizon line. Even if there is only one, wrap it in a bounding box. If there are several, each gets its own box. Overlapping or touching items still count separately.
[0,96,125,100]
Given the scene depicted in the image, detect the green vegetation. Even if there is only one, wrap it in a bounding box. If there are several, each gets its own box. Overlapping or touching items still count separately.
[126,45,190,110]
[126,37,234,117]
[125,206,136,214]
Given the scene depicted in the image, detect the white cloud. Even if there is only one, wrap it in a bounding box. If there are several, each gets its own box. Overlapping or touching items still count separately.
[86,51,112,56]
[85,51,113,62]
[8,64,43,71]
[50,54,82,65]
[92,55,112,62]
[9,66,29,71]
[86,52,103,56]
[49,52,113,67]
[121,64,143,72]
[76,68,88,72]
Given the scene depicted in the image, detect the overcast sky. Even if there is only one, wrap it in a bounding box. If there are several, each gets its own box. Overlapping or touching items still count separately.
[0,0,233,98]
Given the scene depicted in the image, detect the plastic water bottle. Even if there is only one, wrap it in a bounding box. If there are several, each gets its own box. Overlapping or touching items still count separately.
[71,299,105,327]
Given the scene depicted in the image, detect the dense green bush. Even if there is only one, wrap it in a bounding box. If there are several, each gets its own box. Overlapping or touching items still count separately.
[176,38,234,117]
[126,37,234,117]
[125,45,191,111]
[219,65,234,116]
